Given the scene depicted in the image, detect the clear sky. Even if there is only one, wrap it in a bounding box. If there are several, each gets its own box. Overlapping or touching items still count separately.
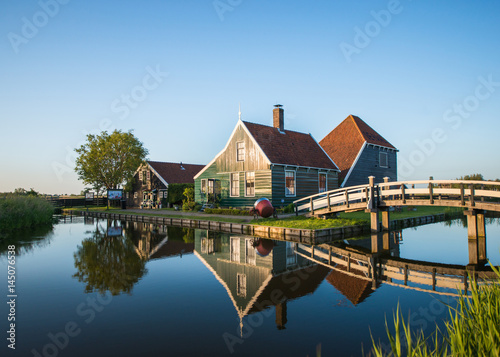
[1,0,499,194]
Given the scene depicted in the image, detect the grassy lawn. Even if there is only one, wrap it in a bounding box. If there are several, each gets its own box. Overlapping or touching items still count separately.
[63,207,248,223]
[339,205,462,221]
[250,215,367,229]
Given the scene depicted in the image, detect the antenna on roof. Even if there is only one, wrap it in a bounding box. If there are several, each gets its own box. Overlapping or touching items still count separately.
[238,102,241,121]
[274,104,283,108]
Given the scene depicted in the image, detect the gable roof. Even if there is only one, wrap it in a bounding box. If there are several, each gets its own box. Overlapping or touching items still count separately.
[147,161,204,185]
[325,266,374,305]
[319,115,397,183]
[242,121,339,170]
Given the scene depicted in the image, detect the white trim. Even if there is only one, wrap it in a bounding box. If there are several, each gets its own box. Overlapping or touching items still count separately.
[279,164,338,172]
[236,141,245,162]
[194,120,272,180]
[244,171,256,197]
[230,172,240,197]
[366,143,399,152]
[147,162,169,187]
[341,141,367,188]
[309,133,341,172]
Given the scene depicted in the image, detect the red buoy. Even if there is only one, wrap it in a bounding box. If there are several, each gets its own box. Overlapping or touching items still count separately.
[254,198,274,218]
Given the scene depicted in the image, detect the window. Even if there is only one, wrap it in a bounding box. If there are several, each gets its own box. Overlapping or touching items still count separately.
[319,173,327,193]
[134,192,138,199]
[230,237,240,262]
[237,274,247,297]
[230,173,240,197]
[236,141,245,161]
[201,179,207,194]
[245,239,256,265]
[146,171,151,181]
[245,172,255,197]
[379,152,388,168]
[142,171,147,182]
[208,179,214,194]
[285,171,296,197]
[286,242,297,267]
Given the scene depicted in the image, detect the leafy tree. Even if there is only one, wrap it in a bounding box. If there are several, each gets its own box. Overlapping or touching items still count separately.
[74,130,148,190]
[73,226,147,295]
[457,173,484,181]
[182,187,195,211]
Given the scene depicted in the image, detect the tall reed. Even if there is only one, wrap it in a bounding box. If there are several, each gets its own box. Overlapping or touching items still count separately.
[370,265,500,356]
[0,195,54,231]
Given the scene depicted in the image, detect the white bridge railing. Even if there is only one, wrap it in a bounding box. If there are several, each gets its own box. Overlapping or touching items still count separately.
[294,179,500,214]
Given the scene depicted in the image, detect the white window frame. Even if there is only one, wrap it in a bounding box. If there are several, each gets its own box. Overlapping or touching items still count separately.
[245,172,255,197]
[237,273,247,297]
[201,179,207,194]
[318,173,327,193]
[134,192,138,199]
[379,152,389,168]
[245,238,256,265]
[285,170,296,197]
[230,237,240,262]
[230,172,240,197]
[236,141,245,162]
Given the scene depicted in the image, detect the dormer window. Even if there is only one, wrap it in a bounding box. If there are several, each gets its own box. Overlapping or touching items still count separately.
[236,141,245,161]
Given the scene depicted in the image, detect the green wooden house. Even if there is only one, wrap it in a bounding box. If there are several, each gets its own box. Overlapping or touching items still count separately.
[194,105,340,208]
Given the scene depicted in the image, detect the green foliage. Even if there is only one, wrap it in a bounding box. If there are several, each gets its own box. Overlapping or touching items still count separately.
[182,186,195,211]
[204,208,253,216]
[251,215,366,229]
[73,228,147,296]
[370,265,500,357]
[167,183,193,204]
[13,187,39,196]
[457,173,484,181]
[283,203,295,213]
[0,195,54,231]
[74,130,148,190]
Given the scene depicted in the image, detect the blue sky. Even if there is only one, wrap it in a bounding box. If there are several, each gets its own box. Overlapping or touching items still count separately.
[1,0,499,194]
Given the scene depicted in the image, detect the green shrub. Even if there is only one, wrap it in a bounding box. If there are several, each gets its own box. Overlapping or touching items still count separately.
[167,183,193,204]
[0,195,54,231]
[283,203,295,213]
[193,204,202,212]
[204,208,253,216]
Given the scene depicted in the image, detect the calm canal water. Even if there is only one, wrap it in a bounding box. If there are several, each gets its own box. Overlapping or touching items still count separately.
[1,216,499,357]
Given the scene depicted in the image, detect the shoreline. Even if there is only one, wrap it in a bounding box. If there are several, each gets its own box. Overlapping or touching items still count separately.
[66,209,456,244]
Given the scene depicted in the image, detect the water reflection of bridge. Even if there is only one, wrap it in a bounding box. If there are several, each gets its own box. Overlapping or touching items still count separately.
[295,231,497,298]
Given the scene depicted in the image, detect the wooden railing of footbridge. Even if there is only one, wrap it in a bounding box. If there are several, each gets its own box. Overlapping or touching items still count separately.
[294,179,500,217]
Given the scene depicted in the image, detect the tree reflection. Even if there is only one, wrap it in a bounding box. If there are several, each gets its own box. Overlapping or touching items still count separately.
[73,225,147,295]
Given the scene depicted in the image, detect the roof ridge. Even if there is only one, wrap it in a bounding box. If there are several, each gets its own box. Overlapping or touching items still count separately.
[349,115,366,142]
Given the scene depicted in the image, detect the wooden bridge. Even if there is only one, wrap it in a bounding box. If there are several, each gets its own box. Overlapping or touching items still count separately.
[294,232,498,297]
[294,177,500,234]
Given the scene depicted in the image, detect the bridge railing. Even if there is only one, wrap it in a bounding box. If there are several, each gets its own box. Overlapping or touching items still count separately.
[294,179,500,215]
[294,184,371,214]
[378,180,500,206]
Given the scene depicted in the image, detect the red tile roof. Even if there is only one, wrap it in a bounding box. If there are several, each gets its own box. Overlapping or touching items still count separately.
[148,161,205,184]
[326,266,374,305]
[319,115,396,183]
[243,121,339,170]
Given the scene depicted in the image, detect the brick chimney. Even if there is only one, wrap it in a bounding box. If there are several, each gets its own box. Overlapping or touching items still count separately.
[273,104,284,132]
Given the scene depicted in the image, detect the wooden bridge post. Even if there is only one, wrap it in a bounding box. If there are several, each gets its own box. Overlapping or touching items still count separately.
[380,207,390,231]
[310,198,314,215]
[366,176,379,232]
[464,209,486,239]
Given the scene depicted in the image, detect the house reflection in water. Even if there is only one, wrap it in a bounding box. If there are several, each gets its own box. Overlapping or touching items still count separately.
[194,231,330,330]
[123,221,195,261]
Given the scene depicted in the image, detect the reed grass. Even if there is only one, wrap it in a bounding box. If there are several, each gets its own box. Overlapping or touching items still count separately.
[0,195,54,231]
[370,265,500,356]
